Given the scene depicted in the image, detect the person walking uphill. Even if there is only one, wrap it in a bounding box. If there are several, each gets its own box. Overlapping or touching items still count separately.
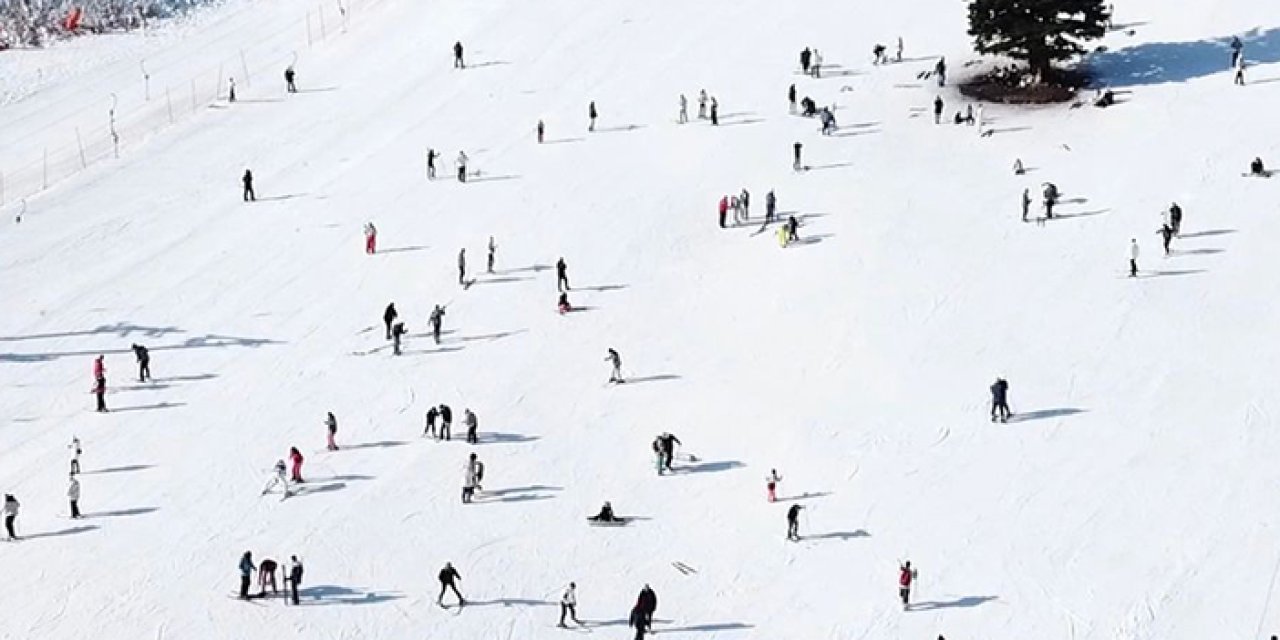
[242,169,255,202]
[383,302,398,340]
[437,562,465,606]
[3,494,19,540]
[990,377,1010,423]
[899,561,917,609]
[238,551,256,599]
[131,344,150,382]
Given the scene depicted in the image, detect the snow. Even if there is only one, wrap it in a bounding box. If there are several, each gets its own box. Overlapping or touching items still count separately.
[3,0,1280,637]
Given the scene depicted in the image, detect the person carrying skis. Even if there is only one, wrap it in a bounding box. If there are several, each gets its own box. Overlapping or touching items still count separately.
[786,503,803,540]
[766,469,782,502]
[556,257,570,292]
[464,408,479,444]
[487,236,496,273]
[284,65,297,93]
[239,551,256,599]
[469,452,485,489]
[425,405,439,438]
[588,101,598,132]
[458,248,467,286]
[990,377,1010,423]
[899,561,917,608]
[68,474,81,519]
[453,41,464,68]
[325,412,338,451]
[678,94,688,123]
[69,436,82,475]
[873,43,886,65]
[429,304,445,344]
[559,582,581,627]
[258,557,280,597]
[1129,238,1140,277]
[383,302,398,340]
[289,447,305,483]
[456,150,469,182]
[364,222,377,254]
[440,404,453,440]
[718,195,729,228]
[437,562,465,606]
[242,169,255,201]
[391,321,407,355]
[286,556,304,605]
[606,348,623,383]
[131,344,150,381]
[426,148,439,179]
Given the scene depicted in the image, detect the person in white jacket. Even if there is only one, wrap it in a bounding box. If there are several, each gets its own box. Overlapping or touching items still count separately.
[69,436,82,475]
[3,494,19,540]
[558,582,581,627]
[1129,239,1140,277]
[68,475,82,519]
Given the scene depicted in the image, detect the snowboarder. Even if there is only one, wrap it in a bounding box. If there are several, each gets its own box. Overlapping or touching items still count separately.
[1021,188,1031,222]
[383,302,398,340]
[899,561,917,608]
[242,169,255,201]
[228,77,236,103]
[457,248,467,286]
[364,222,377,254]
[556,257,570,292]
[933,95,943,124]
[766,469,782,502]
[637,585,657,629]
[657,432,682,472]
[559,582,581,626]
[698,89,708,119]
[286,556,304,605]
[709,96,719,125]
[289,447,305,483]
[1157,223,1174,256]
[765,190,777,223]
[426,148,439,179]
[678,94,688,123]
[325,412,338,451]
[456,150,469,183]
[67,474,81,519]
[990,377,1010,423]
[606,348,623,383]
[69,436,82,475]
[453,41,464,68]
[439,404,453,440]
[464,408,478,444]
[284,65,297,93]
[239,551,256,599]
[793,142,803,171]
[429,304,445,344]
[588,101,598,132]
[425,405,439,438]
[1129,238,1140,277]
[391,321,406,355]
[131,344,150,381]
[786,503,802,540]
[800,47,812,74]
[262,459,290,499]
[93,375,108,413]
[718,195,729,228]
[2,494,18,540]
[537,119,545,143]
[1169,202,1183,235]
[258,557,279,597]
[935,57,947,86]
[788,84,797,113]
[487,236,496,273]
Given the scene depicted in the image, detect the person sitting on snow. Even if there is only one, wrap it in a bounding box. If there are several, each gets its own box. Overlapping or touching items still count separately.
[1251,157,1267,176]
[558,292,572,314]
[590,502,617,522]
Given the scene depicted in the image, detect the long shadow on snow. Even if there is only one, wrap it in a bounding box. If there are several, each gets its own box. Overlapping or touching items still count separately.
[475,432,540,445]
[86,506,158,518]
[378,245,430,254]
[467,597,556,608]
[291,482,347,497]
[342,440,409,450]
[1089,27,1280,87]
[1175,248,1225,256]
[676,460,745,474]
[112,402,186,413]
[542,137,585,144]
[1008,408,1086,423]
[0,334,280,364]
[1179,229,1236,238]
[911,595,998,610]
[0,322,183,343]
[22,525,99,540]
[662,622,756,633]
[791,233,834,246]
[469,174,521,183]
[296,585,405,605]
[776,491,833,502]
[623,374,681,384]
[803,529,870,541]
[1143,269,1206,278]
[83,464,154,475]
[469,276,533,286]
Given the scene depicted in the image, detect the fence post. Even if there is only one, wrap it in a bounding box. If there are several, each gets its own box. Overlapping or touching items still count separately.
[76,128,87,169]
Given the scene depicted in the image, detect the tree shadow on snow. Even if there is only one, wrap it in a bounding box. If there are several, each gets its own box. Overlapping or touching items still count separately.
[911,595,998,610]
[1008,408,1086,423]
[1089,27,1280,87]
[296,585,405,605]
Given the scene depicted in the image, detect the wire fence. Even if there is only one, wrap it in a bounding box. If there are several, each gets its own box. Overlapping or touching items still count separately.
[1,0,376,208]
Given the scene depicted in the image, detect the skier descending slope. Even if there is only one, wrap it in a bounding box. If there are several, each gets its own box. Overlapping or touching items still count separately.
[437,563,465,607]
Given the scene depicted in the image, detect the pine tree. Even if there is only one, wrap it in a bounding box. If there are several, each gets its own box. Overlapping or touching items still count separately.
[967,0,1110,79]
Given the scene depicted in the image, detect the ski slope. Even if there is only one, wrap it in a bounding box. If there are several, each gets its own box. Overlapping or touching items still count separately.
[3,0,1280,637]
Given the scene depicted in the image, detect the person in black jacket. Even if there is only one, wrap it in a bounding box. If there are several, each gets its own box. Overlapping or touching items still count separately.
[787,503,803,540]
[425,406,439,438]
[800,47,812,74]
[588,102,598,132]
[453,41,465,68]
[990,378,1010,423]
[636,585,657,629]
[131,344,150,382]
[933,96,944,124]
[391,322,407,355]
[242,169,255,201]
[383,302,398,340]
[439,404,453,440]
[788,84,796,113]
[793,142,803,171]
[437,562,465,606]
[286,556,304,605]
[556,258,570,292]
[284,66,297,93]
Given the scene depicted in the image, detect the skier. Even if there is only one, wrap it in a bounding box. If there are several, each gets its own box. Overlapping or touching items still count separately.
[1230,36,1243,68]
[537,119,545,143]
[793,142,803,171]
[787,215,800,243]
[698,89,708,119]
[766,469,782,502]
[1169,202,1183,235]
[69,436,82,475]
[811,49,822,78]
[426,148,439,179]
[1235,57,1246,85]
[262,459,290,499]
[3,494,18,540]
[709,96,719,125]
[559,582,581,626]
[588,101,598,132]
[933,95,943,124]
[678,94,688,123]
[606,348,623,383]
[800,47,812,74]
[439,404,453,440]
[364,222,377,254]
[935,57,947,86]
[458,248,467,286]
[1157,223,1174,256]
[788,84,797,113]
[383,302,398,340]
[1021,187,1031,222]
[286,556,304,605]
[464,408,479,444]
[453,41,464,68]
[284,65,297,93]
[92,375,108,413]
[258,557,280,597]
[131,343,150,381]
[556,257,570,292]
[67,474,81,519]
[558,292,573,314]
[242,169,255,201]
[462,460,479,504]
[456,150,469,182]
[657,433,682,472]
[228,77,236,103]
[325,412,338,451]
[429,304,445,344]
[238,551,256,599]
[786,503,803,540]
[289,446,305,483]
[1129,238,1140,277]
[487,236,496,273]
[637,585,657,630]
[990,377,1011,423]
[765,190,777,223]
[425,405,439,438]
[899,561,917,608]
[718,195,729,228]
[391,321,407,355]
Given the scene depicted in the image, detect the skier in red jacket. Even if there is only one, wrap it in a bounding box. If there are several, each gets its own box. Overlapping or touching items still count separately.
[289,447,305,482]
[899,561,916,609]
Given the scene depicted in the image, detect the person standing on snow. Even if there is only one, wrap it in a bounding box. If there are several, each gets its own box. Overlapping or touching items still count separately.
[933,96,944,124]
[425,405,439,438]
[286,556,304,605]
[429,304,446,344]
[899,561,917,608]
[709,96,719,125]
[793,142,803,171]
[289,447,305,483]
[588,101,598,132]
[559,582,581,627]
[131,344,151,382]
[487,236,497,273]
[657,433,682,471]
[637,585,658,630]
[800,47,812,74]
[1235,57,1246,85]
[740,188,751,220]
[464,408,479,444]
[975,103,986,136]
[698,89,708,119]
[364,222,377,254]
[678,94,688,123]
[438,563,465,606]
[990,378,1010,423]
[242,169,255,202]
[1169,202,1183,235]
[935,57,947,86]
[786,503,803,540]
[453,41,465,68]
[93,354,105,384]
[67,474,81,519]
[556,257,571,292]
[92,375,108,413]
[2,495,18,540]
[426,148,439,179]
[765,190,777,223]
[383,302,398,340]
[439,404,454,440]
[787,216,800,243]
[788,84,797,113]
[811,49,823,77]
[1129,238,1140,277]
[462,460,479,503]
[228,77,237,103]
[457,248,467,286]
[1157,223,1175,256]
[456,150,469,182]
[1021,188,1032,222]
[69,436,82,475]
[718,195,729,228]
[258,557,280,597]
[606,348,623,383]
[896,36,904,62]
[766,469,782,502]
[325,412,338,451]
[238,551,256,599]
[391,321,407,355]
[284,65,297,93]
[1042,182,1059,219]
[537,119,545,143]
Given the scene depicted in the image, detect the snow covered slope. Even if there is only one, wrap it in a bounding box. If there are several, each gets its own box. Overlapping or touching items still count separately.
[3,0,1280,637]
